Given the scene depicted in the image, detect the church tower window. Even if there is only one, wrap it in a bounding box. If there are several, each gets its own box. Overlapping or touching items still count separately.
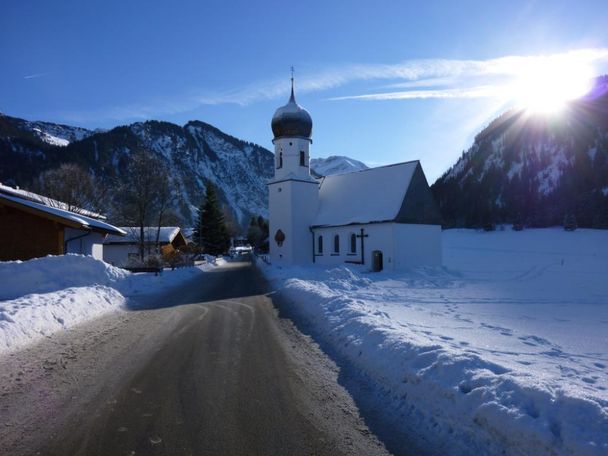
[277,151,283,169]
[334,235,340,253]
[318,235,323,254]
[300,151,306,166]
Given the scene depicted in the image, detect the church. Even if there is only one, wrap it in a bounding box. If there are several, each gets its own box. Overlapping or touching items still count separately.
[268,82,443,271]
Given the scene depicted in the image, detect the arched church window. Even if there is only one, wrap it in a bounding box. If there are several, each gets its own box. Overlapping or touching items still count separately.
[318,235,323,254]
[299,151,305,166]
[277,151,283,169]
[334,235,340,253]
[350,233,357,253]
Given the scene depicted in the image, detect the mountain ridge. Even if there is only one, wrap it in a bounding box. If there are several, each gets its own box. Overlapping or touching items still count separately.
[0,114,368,230]
[310,155,368,177]
[432,76,608,228]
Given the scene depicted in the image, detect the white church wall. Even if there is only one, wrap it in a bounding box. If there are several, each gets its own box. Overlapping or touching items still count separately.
[269,180,318,266]
[312,223,442,270]
[292,182,318,263]
[312,225,358,267]
[312,223,395,269]
[269,182,294,265]
[273,137,311,181]
[363,223,395,269]
[392,223,442,268]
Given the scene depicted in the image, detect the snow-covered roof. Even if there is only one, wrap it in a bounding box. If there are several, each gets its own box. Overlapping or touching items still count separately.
[104,227,183,245]
[0,192,126,236]
[0,182,105,219]
[313,160,442,227]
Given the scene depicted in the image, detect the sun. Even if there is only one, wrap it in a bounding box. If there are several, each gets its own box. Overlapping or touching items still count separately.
[510,55,594,114]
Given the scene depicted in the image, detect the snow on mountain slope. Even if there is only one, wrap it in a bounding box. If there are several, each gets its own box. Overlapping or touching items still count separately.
[24,120,93,146]
[432,76,608,228]
[0,115,274,228]
[310,155,368,177]
[1,112,368,228]
[261,228,608,456]
[124,120,273,225]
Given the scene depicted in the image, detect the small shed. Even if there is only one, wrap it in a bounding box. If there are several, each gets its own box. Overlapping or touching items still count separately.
[0,184,126,261]
[103,227,188,266]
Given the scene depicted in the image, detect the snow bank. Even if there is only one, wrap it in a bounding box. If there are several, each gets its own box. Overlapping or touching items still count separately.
[260,228,608,456]
[0,254,128,300]
[0,255,214,354]
[0,286,124,353]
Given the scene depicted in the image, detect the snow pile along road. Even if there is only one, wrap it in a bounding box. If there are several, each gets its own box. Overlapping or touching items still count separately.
[261,228,608,456]
[0,254,129,301]
[0,255,210,354]
[0,285,125,354]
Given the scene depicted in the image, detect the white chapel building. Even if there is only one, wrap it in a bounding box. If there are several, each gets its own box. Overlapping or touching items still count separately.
[268,83,442,271]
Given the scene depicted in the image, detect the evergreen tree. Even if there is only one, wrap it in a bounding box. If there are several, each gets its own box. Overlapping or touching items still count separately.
[246,215,269,252]
[193,184,230,255]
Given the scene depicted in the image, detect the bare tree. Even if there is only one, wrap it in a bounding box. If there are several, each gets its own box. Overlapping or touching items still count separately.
[118,151,170,261]
[31,163,106,215]
[153,173,173,254]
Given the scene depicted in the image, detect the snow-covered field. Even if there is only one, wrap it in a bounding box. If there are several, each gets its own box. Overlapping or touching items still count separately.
[261,228,608,456]
[0,255,222,354]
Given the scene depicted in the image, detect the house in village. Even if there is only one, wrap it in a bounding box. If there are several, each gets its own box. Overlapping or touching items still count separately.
[268,82,442,271]
[103,227,188,267]
[0,183,125,261]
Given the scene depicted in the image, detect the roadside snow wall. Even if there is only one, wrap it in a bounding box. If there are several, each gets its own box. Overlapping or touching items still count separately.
[261,264,608,456]
[0,254,129,300]
[0,254,208,354]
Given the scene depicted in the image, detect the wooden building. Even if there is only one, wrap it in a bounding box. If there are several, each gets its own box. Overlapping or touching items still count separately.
[0,184,125,261]
[103,227,188,266]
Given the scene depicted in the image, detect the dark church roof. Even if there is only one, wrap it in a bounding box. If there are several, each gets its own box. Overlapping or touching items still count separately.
[271,86,313,140]
[312,161,442,228]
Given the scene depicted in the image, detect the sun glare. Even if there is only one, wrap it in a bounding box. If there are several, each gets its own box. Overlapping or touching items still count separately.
[510,56,594,114]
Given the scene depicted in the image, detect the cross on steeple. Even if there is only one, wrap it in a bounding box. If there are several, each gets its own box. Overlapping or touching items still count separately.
[289,65,295,101]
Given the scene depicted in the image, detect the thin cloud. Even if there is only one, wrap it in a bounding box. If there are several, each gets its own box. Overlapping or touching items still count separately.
[24,72,50,80]
[329,85,505,101]
[60,48,608,122]
[326,49,608,102]
[167,48,608,106]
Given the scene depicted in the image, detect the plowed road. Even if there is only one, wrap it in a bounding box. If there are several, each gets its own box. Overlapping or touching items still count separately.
[0,261,390,456]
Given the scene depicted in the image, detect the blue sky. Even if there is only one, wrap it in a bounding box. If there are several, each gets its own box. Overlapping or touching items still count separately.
[2,0,608,181]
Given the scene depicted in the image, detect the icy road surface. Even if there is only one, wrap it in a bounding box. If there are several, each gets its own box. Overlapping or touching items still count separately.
[0,262,389,456]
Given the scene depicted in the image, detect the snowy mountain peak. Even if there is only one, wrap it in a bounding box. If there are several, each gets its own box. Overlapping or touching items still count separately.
[310,155,368,177]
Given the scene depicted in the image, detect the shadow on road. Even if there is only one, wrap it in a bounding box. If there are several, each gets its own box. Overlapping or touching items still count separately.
[124,261,269,311]
[272,287,418,456]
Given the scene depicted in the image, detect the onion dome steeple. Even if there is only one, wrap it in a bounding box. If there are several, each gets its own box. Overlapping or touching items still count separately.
[271,74,313,141]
